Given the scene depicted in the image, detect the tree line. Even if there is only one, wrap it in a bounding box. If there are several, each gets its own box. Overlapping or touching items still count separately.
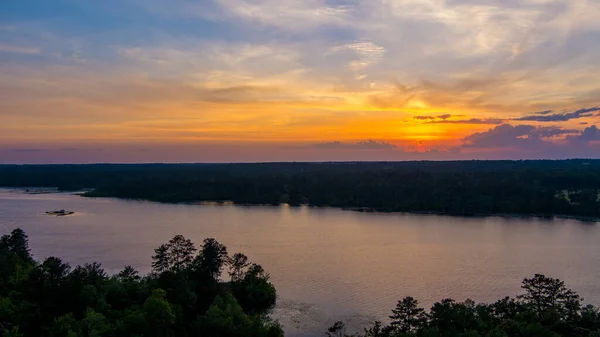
[0,228,281,337]
[1,161,599,219]
[327,274,600,337]
[2,228,600,336]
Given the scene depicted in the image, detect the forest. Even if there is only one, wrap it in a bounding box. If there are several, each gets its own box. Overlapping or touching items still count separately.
[1,160,599,219]
[2,228,600,337]
[0,228,281,336]
[326,274,600,337]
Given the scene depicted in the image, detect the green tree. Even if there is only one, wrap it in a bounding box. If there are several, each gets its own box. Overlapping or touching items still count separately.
[228,253,251,282]
[428,299,480,335]
[326,321,349,337]
[194,293,283,337]
[389,296,427,334]
[152,235,197,274]
[194,238,228,281]
[1,228,34,295]
[117,266,140,282]
[2,229,32,263]
[143,289,175,337]
[1,326,24,337]
[114,309,146,336]
[578,304,600,332]
[152,245,170,274]
[362,321,390,337]
[0,229,285,337]
[518,274,582,321]
[489,296,522,322]
[167,235,197,271]
[80,309,110,337]
[231,264,277,314]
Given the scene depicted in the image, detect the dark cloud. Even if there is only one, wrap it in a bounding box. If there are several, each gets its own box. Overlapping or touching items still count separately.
[534,110,554,115]
[568,125,600,142]
[460,124,600,159]
[427,118,504,125]
[515,107,600,122]
[315,140,397,150]
[463,124,578,148]
[534,127,578,138]
[414,113,454,120]
[463,124,541,148]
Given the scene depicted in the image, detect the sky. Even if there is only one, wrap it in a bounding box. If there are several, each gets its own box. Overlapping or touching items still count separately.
[1,0,600,163]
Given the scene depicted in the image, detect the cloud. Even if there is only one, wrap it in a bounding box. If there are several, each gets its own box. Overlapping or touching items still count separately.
[463,124,542,148]
[462,124,578,147]
[515,107,600,122]
[534,127,579,138]
[568,125,600,142]
[315,140,397,150]
[2,0,600,162]
[338,41,387,71]
[427,118,505,125]
[414,114,454,120]
[212,0,352,31]
[460,124,599,159]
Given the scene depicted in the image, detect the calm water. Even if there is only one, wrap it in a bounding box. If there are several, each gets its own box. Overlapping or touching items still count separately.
[1,189,599,335]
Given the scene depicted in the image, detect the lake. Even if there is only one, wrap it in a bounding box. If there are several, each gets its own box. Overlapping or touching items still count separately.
[1,188,599,335]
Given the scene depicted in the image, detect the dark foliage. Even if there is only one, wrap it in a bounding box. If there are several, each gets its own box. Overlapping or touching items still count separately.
[328,275,600,337]
[0,228,280,337]
[1,160,600,219]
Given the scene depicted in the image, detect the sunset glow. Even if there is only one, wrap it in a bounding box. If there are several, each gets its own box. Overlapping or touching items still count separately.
[1,0,600,162]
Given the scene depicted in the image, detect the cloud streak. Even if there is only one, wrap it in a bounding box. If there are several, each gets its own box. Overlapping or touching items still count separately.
[315,140,397,150]
[1,0,600,162]
[515,107,600,122]
[426,118,505,125]
[414,114,454,120]
[461,124,599,159]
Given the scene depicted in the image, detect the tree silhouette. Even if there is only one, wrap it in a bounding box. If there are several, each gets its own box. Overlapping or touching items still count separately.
[167,235,197,271]
[519,274,582,321]
[1,228,33,264]
[194,238,228,281]
[389,296,427,334]
[116,265,140,282]
[152,244,170,274]
[326,321,347,337]
[228,253,251,282]
[151,235,197,273]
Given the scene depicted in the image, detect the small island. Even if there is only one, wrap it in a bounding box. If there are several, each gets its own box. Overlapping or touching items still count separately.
[45,209,74,216]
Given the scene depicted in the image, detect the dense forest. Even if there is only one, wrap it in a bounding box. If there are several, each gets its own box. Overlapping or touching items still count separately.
[327,272,600,337]
[2,228,600,337]
[1,161,599,219]
[0,228,281,336]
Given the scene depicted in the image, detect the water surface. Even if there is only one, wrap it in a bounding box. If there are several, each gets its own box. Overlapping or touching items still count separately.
[1,189,599,335]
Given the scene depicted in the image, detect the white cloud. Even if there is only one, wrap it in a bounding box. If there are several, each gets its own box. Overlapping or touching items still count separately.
[214,0,353,30]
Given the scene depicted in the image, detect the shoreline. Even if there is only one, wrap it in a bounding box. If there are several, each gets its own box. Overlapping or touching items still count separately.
[79,192,600,223]
[2,187,596,223]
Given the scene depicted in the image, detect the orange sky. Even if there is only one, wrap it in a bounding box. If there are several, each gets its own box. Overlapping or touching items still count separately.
[1,0,600,162]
